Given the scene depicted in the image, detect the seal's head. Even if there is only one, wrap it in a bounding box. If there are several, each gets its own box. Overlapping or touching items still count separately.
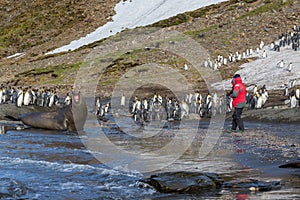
[72,92,81,105]
[70,91,88,131]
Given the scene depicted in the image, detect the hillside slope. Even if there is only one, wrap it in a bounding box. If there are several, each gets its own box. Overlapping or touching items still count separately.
[0,0,119,58]
[0,0,299,95]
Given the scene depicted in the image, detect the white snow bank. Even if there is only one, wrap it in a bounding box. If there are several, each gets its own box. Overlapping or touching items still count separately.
[5,52,25,59]
[213,45,300,91]
[46,0,228,54]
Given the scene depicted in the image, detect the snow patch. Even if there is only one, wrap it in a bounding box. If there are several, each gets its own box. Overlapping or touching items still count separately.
[46,0,228,54]
[5,53,25,59]
[213,45,300,91]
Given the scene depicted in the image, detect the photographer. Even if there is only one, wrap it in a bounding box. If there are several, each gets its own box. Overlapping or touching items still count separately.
[228,74,246,132]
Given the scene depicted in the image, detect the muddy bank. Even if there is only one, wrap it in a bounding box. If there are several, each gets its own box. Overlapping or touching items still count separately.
[241,107,300,123]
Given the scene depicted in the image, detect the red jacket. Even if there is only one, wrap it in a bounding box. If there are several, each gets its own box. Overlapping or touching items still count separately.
[231,77,246,108]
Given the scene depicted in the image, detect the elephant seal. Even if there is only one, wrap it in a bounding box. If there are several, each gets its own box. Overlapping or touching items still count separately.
[20,92,87,131]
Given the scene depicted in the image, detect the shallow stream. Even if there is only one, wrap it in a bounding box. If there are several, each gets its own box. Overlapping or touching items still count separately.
[1,116,299,199]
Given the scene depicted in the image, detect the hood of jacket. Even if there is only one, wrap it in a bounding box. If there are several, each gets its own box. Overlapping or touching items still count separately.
[231,77,243,86]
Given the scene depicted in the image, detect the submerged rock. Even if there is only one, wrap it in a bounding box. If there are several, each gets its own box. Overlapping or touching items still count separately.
[141,171,223,194]
[223,178,281,192]
[0,178,27,198]
[141,172,281,195]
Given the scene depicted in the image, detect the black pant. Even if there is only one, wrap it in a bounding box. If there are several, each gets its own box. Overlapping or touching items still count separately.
[232,108,244,131]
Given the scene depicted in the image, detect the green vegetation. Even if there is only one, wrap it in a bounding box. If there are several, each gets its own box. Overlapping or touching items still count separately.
[0,0,117,57]
[76,38,108,52]
[183,0,294,41]
[237,0,291,19]
[99,79,119,86]
[151,13,193,28]
[15,62,82,84]
[1,0,298,93]
[0,0,88,57]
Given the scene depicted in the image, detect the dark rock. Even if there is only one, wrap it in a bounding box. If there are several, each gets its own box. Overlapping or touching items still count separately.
[223,178,281,192]
[0,178,27,198]
[142,172,282,195]
[141,171,223,194]
[197,33,206,38]
[279,161,300,168]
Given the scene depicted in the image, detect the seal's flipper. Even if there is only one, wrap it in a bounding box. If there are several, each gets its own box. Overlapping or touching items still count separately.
[4,115,20,121]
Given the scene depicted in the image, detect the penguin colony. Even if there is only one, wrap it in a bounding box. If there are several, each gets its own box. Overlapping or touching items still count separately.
[2,26,299,123]
[0,85,72,108]
[96,91,229,122]
[203,25,300,71]
[95,85,273,123]
[93,25,300,122]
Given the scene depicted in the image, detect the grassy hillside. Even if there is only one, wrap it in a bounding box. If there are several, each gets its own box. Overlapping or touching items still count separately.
[0,0,299,95]
[0,0,119,57]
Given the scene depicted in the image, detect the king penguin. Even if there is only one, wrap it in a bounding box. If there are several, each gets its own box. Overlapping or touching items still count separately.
[23,88,32,106]
[17,87,24,107]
